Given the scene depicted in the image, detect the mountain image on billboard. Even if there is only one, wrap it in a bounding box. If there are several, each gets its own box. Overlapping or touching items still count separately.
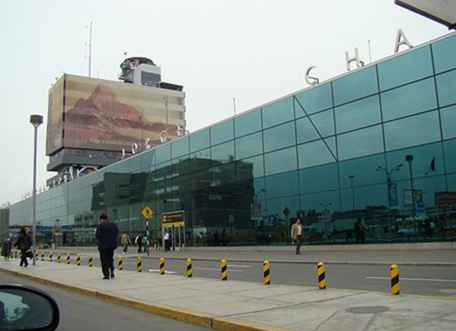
[46,74,185,154]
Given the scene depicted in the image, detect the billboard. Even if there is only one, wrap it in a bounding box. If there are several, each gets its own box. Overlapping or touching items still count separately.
[46,74,185,155]
[395,0,456,28]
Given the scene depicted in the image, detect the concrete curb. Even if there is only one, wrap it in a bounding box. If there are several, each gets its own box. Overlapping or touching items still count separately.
[0,267,290,331]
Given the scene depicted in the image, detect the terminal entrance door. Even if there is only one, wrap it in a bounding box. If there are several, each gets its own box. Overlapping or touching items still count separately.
[161,211,185,251]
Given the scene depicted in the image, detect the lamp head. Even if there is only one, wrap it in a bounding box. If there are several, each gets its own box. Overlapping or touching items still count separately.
[405,154,414,162]
[30,114,43,127]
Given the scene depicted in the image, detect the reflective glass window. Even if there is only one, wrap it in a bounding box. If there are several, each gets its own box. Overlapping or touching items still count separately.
[310,110,335,137]
[384,111,441,151]
[190,148,211,161]
[171,137,189,158]
[339,154,386,188]
[381,78,437,121]
[211,140,235,163]
[441,105,456,139]
[190,128,210,152]
[265,171,299,198]
[301,190,338,213]
[333,66,378,105]
[263,121,296,153]
[437,70,456,107]
[264,147,297,176]
[234,109,262,137]
[262,97,294,129]
[448,174,456,191]
[155,144,171,164]
[239,155,264,178]
[341,184,387,211]
[395,176,446,209]
[211,119,234,145]
[338,125,384,160]
[267,195,300,220]
[378,46,433,90]
[386,142,445,181]
[444,139,456,173]
[432,34,456,74]
[236,132,263,160]
[296,117,318,143]
[335,95,381,133]
[299,163,338,194]
[298,138,336,169]
[294,83,332,115]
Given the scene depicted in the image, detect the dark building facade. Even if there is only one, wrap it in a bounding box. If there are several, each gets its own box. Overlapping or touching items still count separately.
[8,32,456,246]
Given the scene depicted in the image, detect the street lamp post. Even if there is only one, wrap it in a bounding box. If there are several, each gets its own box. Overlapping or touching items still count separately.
[30,114,43,266]
[376,163,403,207]
[348,175,355,210]
[405,154,416,219]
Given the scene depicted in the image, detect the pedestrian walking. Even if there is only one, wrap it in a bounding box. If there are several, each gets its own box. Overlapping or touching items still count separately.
[16,227,32,267]
[164,231,171,251]
[95,213,119,280]
[143,235,150,256]
[121,233,130,254]
[1,236,13,261]
[291,218,303,255]
[135,234,143,253]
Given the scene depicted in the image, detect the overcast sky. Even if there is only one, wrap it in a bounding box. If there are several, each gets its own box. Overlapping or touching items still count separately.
[0,0,450,205]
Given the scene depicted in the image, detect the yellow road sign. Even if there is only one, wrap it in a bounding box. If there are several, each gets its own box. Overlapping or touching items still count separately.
[142,206,154,219]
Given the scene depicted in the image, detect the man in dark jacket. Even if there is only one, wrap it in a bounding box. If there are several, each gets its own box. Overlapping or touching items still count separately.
[16,227,32,267]
[95,214,119,279]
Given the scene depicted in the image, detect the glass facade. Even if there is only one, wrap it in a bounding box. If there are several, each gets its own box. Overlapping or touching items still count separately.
[9,32,456,246]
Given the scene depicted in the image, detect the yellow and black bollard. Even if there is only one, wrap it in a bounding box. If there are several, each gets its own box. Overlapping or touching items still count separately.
[49,254,53,263]
[317,262,327,289]
[263,260,271,285]
[136,256,143,272]
[57,255,61,264]
[186,258,193,278]
[389,264,400,295]
[220,259,228,281]
[117,256,124,271]
[88,256,93,268]
[65,255,71,265]
[159,257,166,275]
[76,255,81,266]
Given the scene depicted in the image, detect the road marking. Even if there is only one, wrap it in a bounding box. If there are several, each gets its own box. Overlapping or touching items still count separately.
[148,269,176,274]
[194,267,243,272]
[228,264,253,268]
[366,276,456,283]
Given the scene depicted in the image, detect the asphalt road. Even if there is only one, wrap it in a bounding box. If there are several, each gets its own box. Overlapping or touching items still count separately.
[0,271,209,331]
[115,256,456,297]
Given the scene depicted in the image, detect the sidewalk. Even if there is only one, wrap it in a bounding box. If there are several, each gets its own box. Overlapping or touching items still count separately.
[39,245,456,266]
[1,259,455,331]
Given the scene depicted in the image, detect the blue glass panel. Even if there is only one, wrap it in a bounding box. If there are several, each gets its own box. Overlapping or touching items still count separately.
[171,136,189,158]
[299,163,338,194]
[265,171,299,198]
[301,190,339,213]
[395,176,446,210]
[234,109,262,137]
[381,78,437,121]
[437,70,456,107]
[335,95,381,133]
[333,66,378,105]
[190,128,210,152]
[432,34,456,74]
[240,155,264,178]
[339,154,386,188]
[211,140,235,163]
[448,174,456,191]
[267,195,300,220]
[190,148,211,161]
[263,121,296,153]
[444,139,456,173]
[441,105,456,139]
[378,46,433,90]
[294,83,332,115]
[310,110,335,137]
[386,142,445,181]
[296,117,319,143]
[338,125,384,160]
[155,144,171,164]
[297,138,336,169]
[211,119,234,145]
[341,184,387,211]
[264,147,298,176]
[384,111,441,151]
[236,132,263,160]
[262,97,294,129]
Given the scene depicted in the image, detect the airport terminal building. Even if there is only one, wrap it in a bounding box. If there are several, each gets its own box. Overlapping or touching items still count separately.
[8,32,456,246]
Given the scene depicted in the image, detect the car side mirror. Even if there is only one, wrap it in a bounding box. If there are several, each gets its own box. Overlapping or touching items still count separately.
[0,285,60,331]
